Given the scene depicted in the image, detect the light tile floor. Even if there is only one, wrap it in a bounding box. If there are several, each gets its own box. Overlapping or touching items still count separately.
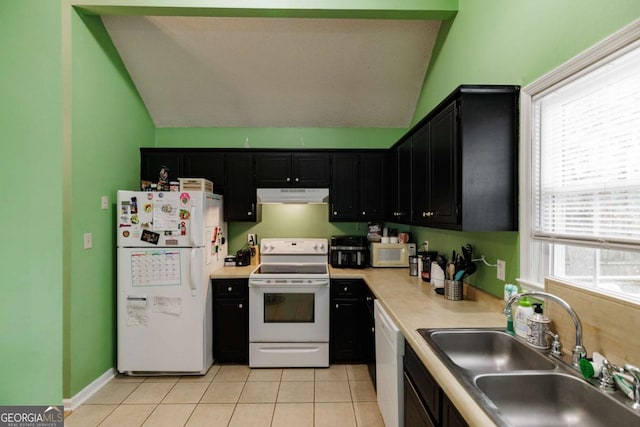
[65,364,385,427]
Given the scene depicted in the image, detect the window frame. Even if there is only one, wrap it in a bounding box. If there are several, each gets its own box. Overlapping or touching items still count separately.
[518,18,640,292]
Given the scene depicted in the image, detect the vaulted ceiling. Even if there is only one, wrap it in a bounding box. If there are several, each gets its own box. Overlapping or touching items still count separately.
[102,15,442,128]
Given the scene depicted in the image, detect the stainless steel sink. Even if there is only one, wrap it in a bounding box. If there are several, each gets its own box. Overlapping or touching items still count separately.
[421,329,556,372]
[476,372,640,427]
[419,328,640,426]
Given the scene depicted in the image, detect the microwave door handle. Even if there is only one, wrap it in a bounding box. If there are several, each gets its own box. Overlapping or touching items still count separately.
[357,251,361,265]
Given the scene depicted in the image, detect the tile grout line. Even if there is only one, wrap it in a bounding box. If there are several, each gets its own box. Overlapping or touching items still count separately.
[86,364,377,427]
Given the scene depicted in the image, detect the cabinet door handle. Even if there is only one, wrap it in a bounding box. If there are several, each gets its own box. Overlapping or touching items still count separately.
[228,286,233,292]
[371,327,375,333]
[344,286,348,292]
[362,211,366,215]
[295,177,299,182]
[335,304,339,309]
[334,211,338,215]
[286,177,291,182]
[238,303,243,309]
[366,296,372,301]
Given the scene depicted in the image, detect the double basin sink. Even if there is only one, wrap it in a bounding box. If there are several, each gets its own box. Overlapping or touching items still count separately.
[419,328,640,427]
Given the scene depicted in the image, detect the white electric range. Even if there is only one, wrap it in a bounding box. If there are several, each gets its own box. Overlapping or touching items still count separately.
[248,238,330,367]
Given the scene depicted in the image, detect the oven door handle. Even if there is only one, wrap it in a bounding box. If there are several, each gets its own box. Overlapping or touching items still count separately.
[249,279,330,288]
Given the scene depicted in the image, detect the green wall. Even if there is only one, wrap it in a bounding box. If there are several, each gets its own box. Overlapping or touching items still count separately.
[228,205,368,253]
[66,10,155,397]
[403,0,640,297]
[0,1,63,405]
[156,127,406,149]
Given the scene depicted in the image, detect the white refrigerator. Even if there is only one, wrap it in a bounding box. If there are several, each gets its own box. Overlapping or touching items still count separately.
[116,190,227,375]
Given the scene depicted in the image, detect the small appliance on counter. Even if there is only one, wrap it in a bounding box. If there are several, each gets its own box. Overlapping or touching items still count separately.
[330,235,369,268]
[370,242,416,267]
[236,248,251,266]
[224,256,236,267]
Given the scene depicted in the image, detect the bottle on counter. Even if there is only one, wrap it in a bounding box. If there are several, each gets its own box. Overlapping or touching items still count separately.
[514,297,533,339]
[527,303,551,349]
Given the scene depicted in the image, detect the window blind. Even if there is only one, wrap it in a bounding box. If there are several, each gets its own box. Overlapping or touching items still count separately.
[532,44,640,248]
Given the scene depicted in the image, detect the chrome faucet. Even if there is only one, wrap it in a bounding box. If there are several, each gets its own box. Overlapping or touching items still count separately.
[504,291,587,368]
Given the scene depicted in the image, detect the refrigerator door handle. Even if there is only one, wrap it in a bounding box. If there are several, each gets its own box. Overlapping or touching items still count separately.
[189,207,197,247]
[190,249,198,296]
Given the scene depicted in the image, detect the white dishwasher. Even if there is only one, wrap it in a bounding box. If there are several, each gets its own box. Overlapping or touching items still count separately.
[375,300,404,427]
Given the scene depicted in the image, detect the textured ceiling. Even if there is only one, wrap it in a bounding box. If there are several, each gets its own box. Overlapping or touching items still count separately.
[102,16,441,128]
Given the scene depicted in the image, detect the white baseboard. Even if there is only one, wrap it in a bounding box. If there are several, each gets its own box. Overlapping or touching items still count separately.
[63,367,117,412]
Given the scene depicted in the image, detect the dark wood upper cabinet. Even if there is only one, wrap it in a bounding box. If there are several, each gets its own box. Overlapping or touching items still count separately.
[255,152,330,188]
[224,152,257,222]
[387,139,412,224]
[140,149,183,184]
[359,152,386,221]
[330,151,386,222]
[139,85,518,230]
[183,150,226,194]
[412,104,458,227]
[396,85,519,231]
[330,153,359,221]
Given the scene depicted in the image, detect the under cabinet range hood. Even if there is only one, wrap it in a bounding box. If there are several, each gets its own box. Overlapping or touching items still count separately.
[257,188,329,204]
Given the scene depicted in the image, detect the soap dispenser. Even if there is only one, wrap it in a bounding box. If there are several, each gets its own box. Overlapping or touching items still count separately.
[514,297,533,339]
[526,303,551,349]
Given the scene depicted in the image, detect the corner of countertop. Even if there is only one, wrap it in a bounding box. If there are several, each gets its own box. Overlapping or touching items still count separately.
[210,265,256,279]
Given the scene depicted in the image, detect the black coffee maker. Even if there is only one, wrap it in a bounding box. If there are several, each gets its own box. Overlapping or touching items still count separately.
[329,235,369,268]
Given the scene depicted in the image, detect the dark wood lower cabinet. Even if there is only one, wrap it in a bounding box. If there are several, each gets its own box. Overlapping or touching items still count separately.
[329,279,376,385]
[212,279,248,363]
[331,299,360,362]
[404,342,469,427]
[442,395,468,427]
[404,372,437,427]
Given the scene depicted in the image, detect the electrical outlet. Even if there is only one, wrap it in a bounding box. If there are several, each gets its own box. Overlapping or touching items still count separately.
[101,196,109,210]
[497,259,506,281]
[83,233,93,249]
[247,233,257,245]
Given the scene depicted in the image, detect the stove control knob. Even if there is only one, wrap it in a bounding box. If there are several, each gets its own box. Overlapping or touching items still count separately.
[312,243,318,249]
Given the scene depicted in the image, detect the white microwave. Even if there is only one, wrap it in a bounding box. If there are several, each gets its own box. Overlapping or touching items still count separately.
[370,243,415,267]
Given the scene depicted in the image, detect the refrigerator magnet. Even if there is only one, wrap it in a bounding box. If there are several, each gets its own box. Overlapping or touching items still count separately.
[180,192,190,206]
[141,229,160,245]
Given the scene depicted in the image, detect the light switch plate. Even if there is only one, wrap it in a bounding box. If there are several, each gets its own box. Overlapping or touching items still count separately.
[497,259,506,281]
[101,196,109,210]
[84,233,92,249]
